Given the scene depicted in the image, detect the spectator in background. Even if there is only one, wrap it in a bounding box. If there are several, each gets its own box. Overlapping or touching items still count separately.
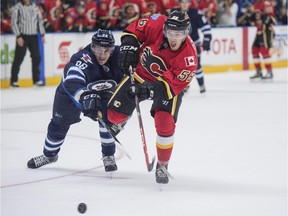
[73,0,91,32]
[10,0,46,87]
[107,2,140,30]
[108,0,151,30]
[84,0,98,30]
[112,0,151,18]
[62,0,77,11]
[118,3,140,29]
[253,0,265,11]
[146,0,167,15]
[62,6,78,32]
[274,0,285,17]
[276,5,287,24]
[109,4,123,29]
[237,2,255,26]
[198,0,218,26]
[1,4,12,34]
[62,0,92,32]
[97,0,112,29]
[163,0,199,14]
[41,0,63,32]
[217,0,238,26]
[253,0,275,15]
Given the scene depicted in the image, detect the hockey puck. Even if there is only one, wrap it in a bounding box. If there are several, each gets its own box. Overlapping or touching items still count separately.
[78,203,87,214]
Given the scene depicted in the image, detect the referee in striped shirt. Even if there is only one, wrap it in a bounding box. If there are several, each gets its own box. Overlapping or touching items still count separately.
[10,0,46,87]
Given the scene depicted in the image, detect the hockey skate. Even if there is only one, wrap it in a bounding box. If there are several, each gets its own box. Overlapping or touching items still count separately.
[10,82,19,88]
[155,163,169,184]
[102,155,117,172]
[199,84,206,93]
[262,70,273,80]
[27,155,58,169]
[250,69,263,80]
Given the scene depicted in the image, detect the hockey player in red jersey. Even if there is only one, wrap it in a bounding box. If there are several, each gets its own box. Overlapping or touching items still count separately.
[107,11,198,184]
[250,1,276,79]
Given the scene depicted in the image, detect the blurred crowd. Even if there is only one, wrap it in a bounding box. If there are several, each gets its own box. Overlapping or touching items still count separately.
[1,0,287,34]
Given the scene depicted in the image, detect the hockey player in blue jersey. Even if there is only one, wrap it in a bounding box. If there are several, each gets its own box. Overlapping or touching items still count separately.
[27,29,124,172]
[172,0,212,93]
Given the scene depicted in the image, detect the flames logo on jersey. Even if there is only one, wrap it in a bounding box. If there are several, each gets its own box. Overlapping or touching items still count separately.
[141,47,167,78]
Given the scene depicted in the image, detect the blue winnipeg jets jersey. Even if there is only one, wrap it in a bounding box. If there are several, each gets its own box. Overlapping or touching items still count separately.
[172,8,212,45]
[58,44,123,108]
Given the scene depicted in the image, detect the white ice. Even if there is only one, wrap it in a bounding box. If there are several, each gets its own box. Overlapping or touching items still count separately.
[1,68,287,216]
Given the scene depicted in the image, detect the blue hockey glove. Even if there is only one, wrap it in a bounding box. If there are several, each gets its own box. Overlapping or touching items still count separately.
[128,82,154,101]
[202,40,211,51]
[79,91,102,120]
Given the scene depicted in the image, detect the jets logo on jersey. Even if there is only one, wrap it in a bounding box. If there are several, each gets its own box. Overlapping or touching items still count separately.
[81,54,93,64]
[141,47,167,78]
[184,56,196,67]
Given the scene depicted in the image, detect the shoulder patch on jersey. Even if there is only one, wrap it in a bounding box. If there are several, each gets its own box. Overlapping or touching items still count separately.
[81,53,93,64]
[138,19,148,27]
[184,56,196,67]
[150,14,161,20]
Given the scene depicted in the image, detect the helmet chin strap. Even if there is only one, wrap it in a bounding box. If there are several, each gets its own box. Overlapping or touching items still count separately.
[159,37,170,50]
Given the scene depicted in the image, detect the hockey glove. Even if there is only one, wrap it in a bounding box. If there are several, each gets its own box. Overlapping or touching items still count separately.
[119,35,140,74]
[202,40,211,51]
[128,82,154,101]
[79,91,103,121]
[119,45,139,74]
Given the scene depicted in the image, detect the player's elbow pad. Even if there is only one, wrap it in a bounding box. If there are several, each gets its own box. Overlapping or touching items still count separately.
[121,33,140,47]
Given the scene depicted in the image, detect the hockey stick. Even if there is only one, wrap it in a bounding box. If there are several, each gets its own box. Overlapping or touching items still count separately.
[97,111,132,160]
[129,65,156,172]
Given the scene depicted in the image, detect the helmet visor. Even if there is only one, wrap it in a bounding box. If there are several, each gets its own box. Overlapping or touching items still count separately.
[164,28,186,40]
[91,44,114,56]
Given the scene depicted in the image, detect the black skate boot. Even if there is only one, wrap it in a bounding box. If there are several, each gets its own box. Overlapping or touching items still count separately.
[250,69,263,79]
[199,84,206,93]
[27,155,58,169]
[262,70,273,80]
[102,155,117,172]
[155,163,169,184]
[183,85,190,93]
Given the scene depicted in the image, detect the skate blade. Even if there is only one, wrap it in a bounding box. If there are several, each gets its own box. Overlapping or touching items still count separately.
[105,171,116,179]
[158,184,167,191]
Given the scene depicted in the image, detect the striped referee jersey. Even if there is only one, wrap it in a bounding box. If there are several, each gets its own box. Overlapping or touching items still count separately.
[11,1,45,37]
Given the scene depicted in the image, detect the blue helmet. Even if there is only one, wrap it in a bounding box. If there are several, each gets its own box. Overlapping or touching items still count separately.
[91,29,115,48]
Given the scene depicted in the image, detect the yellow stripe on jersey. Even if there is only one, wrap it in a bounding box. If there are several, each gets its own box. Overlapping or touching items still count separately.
[156,77,173,100]
[171,95,178,117]
[108,75,129,105]
[156,135,174,149]
[134,72,145,84]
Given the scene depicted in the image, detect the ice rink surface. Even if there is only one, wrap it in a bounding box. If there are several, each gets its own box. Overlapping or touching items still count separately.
[1,68,287,216]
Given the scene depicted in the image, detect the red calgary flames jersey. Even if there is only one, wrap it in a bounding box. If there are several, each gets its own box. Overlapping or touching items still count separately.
[124,14,198,97]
